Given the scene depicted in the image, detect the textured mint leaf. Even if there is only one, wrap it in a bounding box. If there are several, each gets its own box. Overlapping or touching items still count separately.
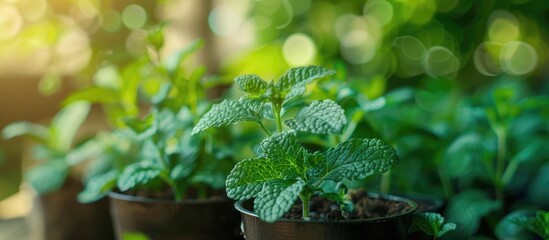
[226,157,289,200]
[191,99,261,135]
[322,138,398,181]
[239,97,266,114]
[259,131,307,174]
[285,100,346,134]
[77,170,118,203]
[276,66,334,93]
[254,180,303,222]
[117,163,162,192]
[439,223,457,237]
[25,161,68,195]
[235,74,269,97]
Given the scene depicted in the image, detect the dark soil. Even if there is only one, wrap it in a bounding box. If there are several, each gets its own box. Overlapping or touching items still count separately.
[282,190,413,221]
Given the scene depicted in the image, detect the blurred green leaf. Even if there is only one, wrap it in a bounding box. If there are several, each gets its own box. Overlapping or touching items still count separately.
[63,87,119,106]
[512,210,549,239]
[164,39,204,76]
[77,169,118,203]
[495,209,538,240]
[50,102,90,152]
[117,162,162,192]
[2,122,49,142]
[25,161,68,195]
[445,190,502,239]
[527,163,549,208]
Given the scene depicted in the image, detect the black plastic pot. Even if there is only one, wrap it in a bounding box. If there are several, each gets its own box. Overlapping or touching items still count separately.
[235,193,418,240]
[108,192,242,240]
[400,192,444,213]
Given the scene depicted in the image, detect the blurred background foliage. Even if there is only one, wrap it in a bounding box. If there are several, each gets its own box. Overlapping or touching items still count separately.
[0,0,548,239]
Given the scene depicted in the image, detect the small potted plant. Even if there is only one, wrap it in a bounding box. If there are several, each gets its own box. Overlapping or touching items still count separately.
[192,66,418,239]
[2,102,114,240]
[76,34,241,238]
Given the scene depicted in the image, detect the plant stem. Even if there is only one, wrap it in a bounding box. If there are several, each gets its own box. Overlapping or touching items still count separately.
[340,111,363,143]
[259,122,272,136]
[380,170,391,194]
[273,103,283,133]
[438,168,453,199]
[495,128,507,202]
[300,194,310,219]
[160,173,183,201]
[501,159,519,187]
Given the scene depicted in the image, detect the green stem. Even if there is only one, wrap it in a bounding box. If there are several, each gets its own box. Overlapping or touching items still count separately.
[380,170,391,194]
[438,168,453,199]
[501,159,519,187]
[160,173,183,201]
[340,111,363,143]
[273,103,283,133]
[495,128,507,202]
[259,122,272,136]
[300,194,310,219]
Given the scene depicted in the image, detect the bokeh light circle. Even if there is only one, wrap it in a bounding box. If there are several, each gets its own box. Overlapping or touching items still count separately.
[473,41,502,76]
[20,0,47,21]
[363,0,394,26]
[0,3,23,40]
[340,29,377,64]
[122,4,147,30]
[282,33,317,66]
[423,46,460,78]
[500,41,538,76]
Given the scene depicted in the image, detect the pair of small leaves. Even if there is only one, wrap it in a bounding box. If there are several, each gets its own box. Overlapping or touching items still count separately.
[225,131,398,222]
[412,212,457,238]
[191,99,345,135]
[192,66,340,135]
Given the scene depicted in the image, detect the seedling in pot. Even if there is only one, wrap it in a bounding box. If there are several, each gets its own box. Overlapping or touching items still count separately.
[192,66,400,222]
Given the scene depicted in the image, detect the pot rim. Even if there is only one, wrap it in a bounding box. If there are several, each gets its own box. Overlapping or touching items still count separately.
[234,192,418,223]
[108,191,231,204]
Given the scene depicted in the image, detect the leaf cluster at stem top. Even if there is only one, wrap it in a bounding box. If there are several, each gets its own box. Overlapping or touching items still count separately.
[193,66,400,222]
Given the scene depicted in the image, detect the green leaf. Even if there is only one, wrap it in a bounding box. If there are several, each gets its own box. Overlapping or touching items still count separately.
[2,122,49,142]
[235,74,269,97]
[259,131,306,173]
[496,209,538,240]
[225,157,287,200]
[50,102,91,152]
[285,100,347,134]
[25,161,68,195]
[512,211,549,239]
[322,138,398,181]
[191,99,261,135]
[412,212,457,237]
[254,180,303,222]
[117,163,162,192]
[77,170,118,203]
[276,66,334,94]
[445,190,502,239]
[62,87,119,106]
[164,39,204,76]
[66,139,103,165]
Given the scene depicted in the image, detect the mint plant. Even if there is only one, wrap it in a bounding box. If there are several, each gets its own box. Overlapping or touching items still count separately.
[192,66,399,222]
[2,102,102,195]
[411,212,457,239]
[77,26,233,203]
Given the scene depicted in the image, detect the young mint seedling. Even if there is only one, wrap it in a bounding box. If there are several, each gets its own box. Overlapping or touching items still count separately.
[193,66,399,222]
[412,212,457,239]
